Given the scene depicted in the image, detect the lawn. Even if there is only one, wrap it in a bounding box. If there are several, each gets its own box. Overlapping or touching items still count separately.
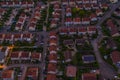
[113,36,120,51]
[71,8,92,18]
[101,26,111,36]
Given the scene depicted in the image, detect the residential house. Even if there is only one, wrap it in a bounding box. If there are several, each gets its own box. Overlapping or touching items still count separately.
[66,66,77,77]
[66,7,72,17]
[82,0,89,4]
[22,33,33,41]
[10,52,20,61]
[4,34,13,42]
[106,39,117,50]
[76,0,83,4]
[34,12,40,20]
[2,70,14,80]
[109,0,118,3]
[50,20,57,28]
[107,19,120,37]
[90,14,97,22]
[47,63,57,74]
[82,73,97,80]
[100,4,108,10]
[14,1,21,7]
[28,23,36,31]
[59,28,68,35]
[31,53,41,62]
[90,0,97,4]
[49,32,57,39]
[15,23,23,31]
[62,0,68,5]
[26,67,39,80]
[82,55,96,63]
[20,52,30,61]
[111,51,120,67]
[0,34,5,43]
[27,1,34,7]
[63,39,74,46]
[69,28,77,35]
[49,45,57,54]
[114,10,120,17]
[65,18,73,26]
[87,26,97,34]
[21,1,27,7]
[54,3,60,11]
[78,4,84,10]
[64,50,72,62]
[82,17,90,25]
[69,0,75,6]
[78,27,87,35]
[1,2,8,7]
[75,39,87,46]
[0,51,5,65]
[96,9,103,16]
[13,34,22,41]
[49,38,57,46]
[8,1,14,7]
[73,18,81,25]
[49,53,57,63]
[92,3,99,9]
[53,13,60,21]
[46,74,56,80]
[84,4,91,10]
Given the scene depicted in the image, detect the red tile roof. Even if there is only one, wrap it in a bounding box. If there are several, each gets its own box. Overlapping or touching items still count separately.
[49,54,57,61]
[16,23,22,28]
[10,52,20,58]
[49,32,57,37]
[90,13,97,18]
[47,63,57,72]
[49,37,57,42]
[18,18,24,23]
[82,17,90,21]
[21,1,27,5]
[31,53,41,60]
[87,26,96,31]
[46,74,56,80]
[69,28,77,32]
[20,52,30,58]
[64,50,72,62]
[26,67,38,80]
[14,34,21,39]
[4,34,12,39]
[59,28,68,33]
[0,34,4,39]
[111,51,120,64]
[73,18,81,22]
[8,1,13,5]
[82,73,97,80]
[14,1,19,4]
[84,3,91,8]
[23,33,32,38]
[78,27,87,32]
[2,70,14,79]
[66,18,72,22]
[66,66,77,77]
[31,18,37,22]
[49,45,57,51]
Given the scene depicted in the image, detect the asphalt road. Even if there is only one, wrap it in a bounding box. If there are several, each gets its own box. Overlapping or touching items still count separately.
[92,40,117,79]
[92,1,120,79]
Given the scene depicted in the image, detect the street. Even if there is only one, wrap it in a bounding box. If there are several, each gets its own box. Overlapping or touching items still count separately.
[92,1,120,79]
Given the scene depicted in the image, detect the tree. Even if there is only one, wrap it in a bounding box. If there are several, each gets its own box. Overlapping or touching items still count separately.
[78,10,86,17]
